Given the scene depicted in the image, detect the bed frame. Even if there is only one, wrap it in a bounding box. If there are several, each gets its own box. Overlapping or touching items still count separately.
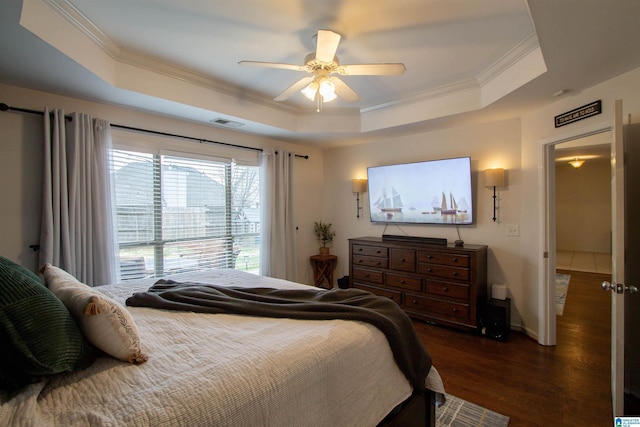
[378,389,436,427]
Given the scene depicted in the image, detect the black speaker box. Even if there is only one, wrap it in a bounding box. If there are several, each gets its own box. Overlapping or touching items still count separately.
[481,298,511,341]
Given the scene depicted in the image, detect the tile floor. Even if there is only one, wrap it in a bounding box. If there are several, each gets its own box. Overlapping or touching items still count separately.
[556,250,612,274]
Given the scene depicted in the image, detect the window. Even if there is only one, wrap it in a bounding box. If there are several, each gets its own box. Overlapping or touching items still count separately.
[111,149,260,281]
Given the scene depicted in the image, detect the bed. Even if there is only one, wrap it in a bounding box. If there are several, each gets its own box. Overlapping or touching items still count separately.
[0,264,444,426]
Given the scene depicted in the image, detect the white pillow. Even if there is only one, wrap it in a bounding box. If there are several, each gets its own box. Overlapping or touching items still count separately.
[40,264,148,364]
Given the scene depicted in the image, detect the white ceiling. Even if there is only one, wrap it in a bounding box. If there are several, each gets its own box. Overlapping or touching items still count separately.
[1,0,640,147]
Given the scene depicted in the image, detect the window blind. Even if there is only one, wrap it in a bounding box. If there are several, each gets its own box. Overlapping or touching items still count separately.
[111,148,260,281]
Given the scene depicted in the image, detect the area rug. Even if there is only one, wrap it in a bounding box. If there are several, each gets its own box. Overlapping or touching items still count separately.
[436,394,509,426]
[555,273,571,316]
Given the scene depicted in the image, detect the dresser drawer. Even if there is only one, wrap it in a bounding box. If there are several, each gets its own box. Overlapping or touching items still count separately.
[386,273,422,292]
[353,254,388,269]
[425,280,469,301]
[404,294,469,321]
[418,263,470,281]
[352,283,402,305]
[390,248,416,272]
[353,244,388,258]
[352,267,384,285]
[418,251,470,268]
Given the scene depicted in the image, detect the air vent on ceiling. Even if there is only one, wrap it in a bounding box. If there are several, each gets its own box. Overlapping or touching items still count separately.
[210,118,245,128]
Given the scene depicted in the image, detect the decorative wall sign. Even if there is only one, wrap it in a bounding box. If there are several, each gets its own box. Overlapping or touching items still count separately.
[554,100,602,128]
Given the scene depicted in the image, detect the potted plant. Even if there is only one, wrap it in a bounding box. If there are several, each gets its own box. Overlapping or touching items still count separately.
[314,221,335,255]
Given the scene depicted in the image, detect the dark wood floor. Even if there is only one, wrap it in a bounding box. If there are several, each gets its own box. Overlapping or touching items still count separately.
[414,270,612,426]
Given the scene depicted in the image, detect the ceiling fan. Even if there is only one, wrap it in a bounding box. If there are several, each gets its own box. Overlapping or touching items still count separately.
[238,30,406,111]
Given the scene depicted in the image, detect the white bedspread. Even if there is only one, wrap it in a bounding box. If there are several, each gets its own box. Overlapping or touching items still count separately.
[1,269,443,426]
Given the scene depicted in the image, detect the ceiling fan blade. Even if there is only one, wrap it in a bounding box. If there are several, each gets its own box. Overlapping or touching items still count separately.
[315,30,341,63]
[337,63,406,76]
[274,76,315,101]
[330,77,360,103]
[238,60,306,72]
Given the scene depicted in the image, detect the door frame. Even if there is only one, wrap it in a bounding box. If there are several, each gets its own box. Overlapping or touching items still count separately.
[538,119,613,346]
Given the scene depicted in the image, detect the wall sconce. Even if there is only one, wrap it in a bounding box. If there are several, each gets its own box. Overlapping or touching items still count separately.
[352,179,368,218]
[484,168,506,222]
[568,158,585,168]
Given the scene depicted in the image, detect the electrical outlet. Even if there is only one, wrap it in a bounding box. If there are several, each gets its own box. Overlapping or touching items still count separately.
[506,224,520,236]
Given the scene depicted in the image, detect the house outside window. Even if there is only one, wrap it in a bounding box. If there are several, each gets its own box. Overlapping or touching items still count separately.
[111,148,260,281]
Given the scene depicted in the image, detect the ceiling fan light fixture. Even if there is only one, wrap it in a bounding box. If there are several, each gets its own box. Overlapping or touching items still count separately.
[240,29,405,110]
[301,81,319,101]
[319,79,336,102]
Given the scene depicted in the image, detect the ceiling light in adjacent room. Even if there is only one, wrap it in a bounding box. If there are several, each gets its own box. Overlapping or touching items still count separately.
[569,158,585,168]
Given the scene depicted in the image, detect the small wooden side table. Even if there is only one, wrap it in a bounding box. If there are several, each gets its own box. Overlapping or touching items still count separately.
[310,254,338,289]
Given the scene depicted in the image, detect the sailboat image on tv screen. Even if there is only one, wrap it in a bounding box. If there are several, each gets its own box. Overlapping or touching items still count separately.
[441,192,458,215]
[457,197,469,213]
[374,187,403,216]
[431,195,441,213]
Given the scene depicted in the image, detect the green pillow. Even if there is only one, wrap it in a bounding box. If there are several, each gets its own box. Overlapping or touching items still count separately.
[0,257,95,390]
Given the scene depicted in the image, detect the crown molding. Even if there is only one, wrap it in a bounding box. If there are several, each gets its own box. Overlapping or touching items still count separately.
[44,0,296,115]
[361,79,479,114]
[476,33,541,86]
[45,0,120,57]
[362,34,541,115]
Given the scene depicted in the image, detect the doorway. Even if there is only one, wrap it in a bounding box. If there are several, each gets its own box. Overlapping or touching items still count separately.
[543,116,640,416]
[553,135,614,418]
[539,120,613,347]
[554,136,612,275]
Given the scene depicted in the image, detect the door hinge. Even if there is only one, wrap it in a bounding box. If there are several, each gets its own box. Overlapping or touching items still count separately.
[543,251,549,259]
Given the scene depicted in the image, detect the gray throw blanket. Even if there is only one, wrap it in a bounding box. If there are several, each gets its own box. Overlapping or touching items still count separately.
[126,280,431,392]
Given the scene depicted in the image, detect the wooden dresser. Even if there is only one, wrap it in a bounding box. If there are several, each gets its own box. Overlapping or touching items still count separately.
[349,236,488,331]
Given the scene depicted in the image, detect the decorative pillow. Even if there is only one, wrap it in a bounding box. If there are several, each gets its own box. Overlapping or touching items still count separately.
[40,264,148,364]
[0,256,95,391]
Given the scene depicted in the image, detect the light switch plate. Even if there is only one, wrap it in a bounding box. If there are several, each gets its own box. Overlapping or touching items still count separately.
[506,224,520,236]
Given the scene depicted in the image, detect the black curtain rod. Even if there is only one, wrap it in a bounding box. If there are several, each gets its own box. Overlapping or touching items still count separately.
[0,102,72,121]
[0,102,309,159]
[110,123,264,154]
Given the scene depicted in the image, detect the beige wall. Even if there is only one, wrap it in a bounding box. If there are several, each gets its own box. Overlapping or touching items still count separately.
[556,157,611,253]
[0,108,43,270]
[322,118,526,327]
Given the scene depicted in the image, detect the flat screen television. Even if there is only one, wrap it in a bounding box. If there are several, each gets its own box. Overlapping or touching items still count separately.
[367,156,473,225]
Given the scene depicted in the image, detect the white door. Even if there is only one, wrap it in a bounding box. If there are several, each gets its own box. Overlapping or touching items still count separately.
[608,99,625,416]
[624,123,640,414]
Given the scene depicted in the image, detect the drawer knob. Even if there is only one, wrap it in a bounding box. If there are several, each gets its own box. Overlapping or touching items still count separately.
[427,268,432,272]
[412,299,417,305]
[452,307,458,313]
[401,258,406,263]
[427,255,433,259]
[364,274,370,278]
[400,280,406,284]
[358,259,363,263]
[443,287,449,292]
[452,272,458,277]
[453,257,458,262]
[376,262,381,266]
[376,250,381,254]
